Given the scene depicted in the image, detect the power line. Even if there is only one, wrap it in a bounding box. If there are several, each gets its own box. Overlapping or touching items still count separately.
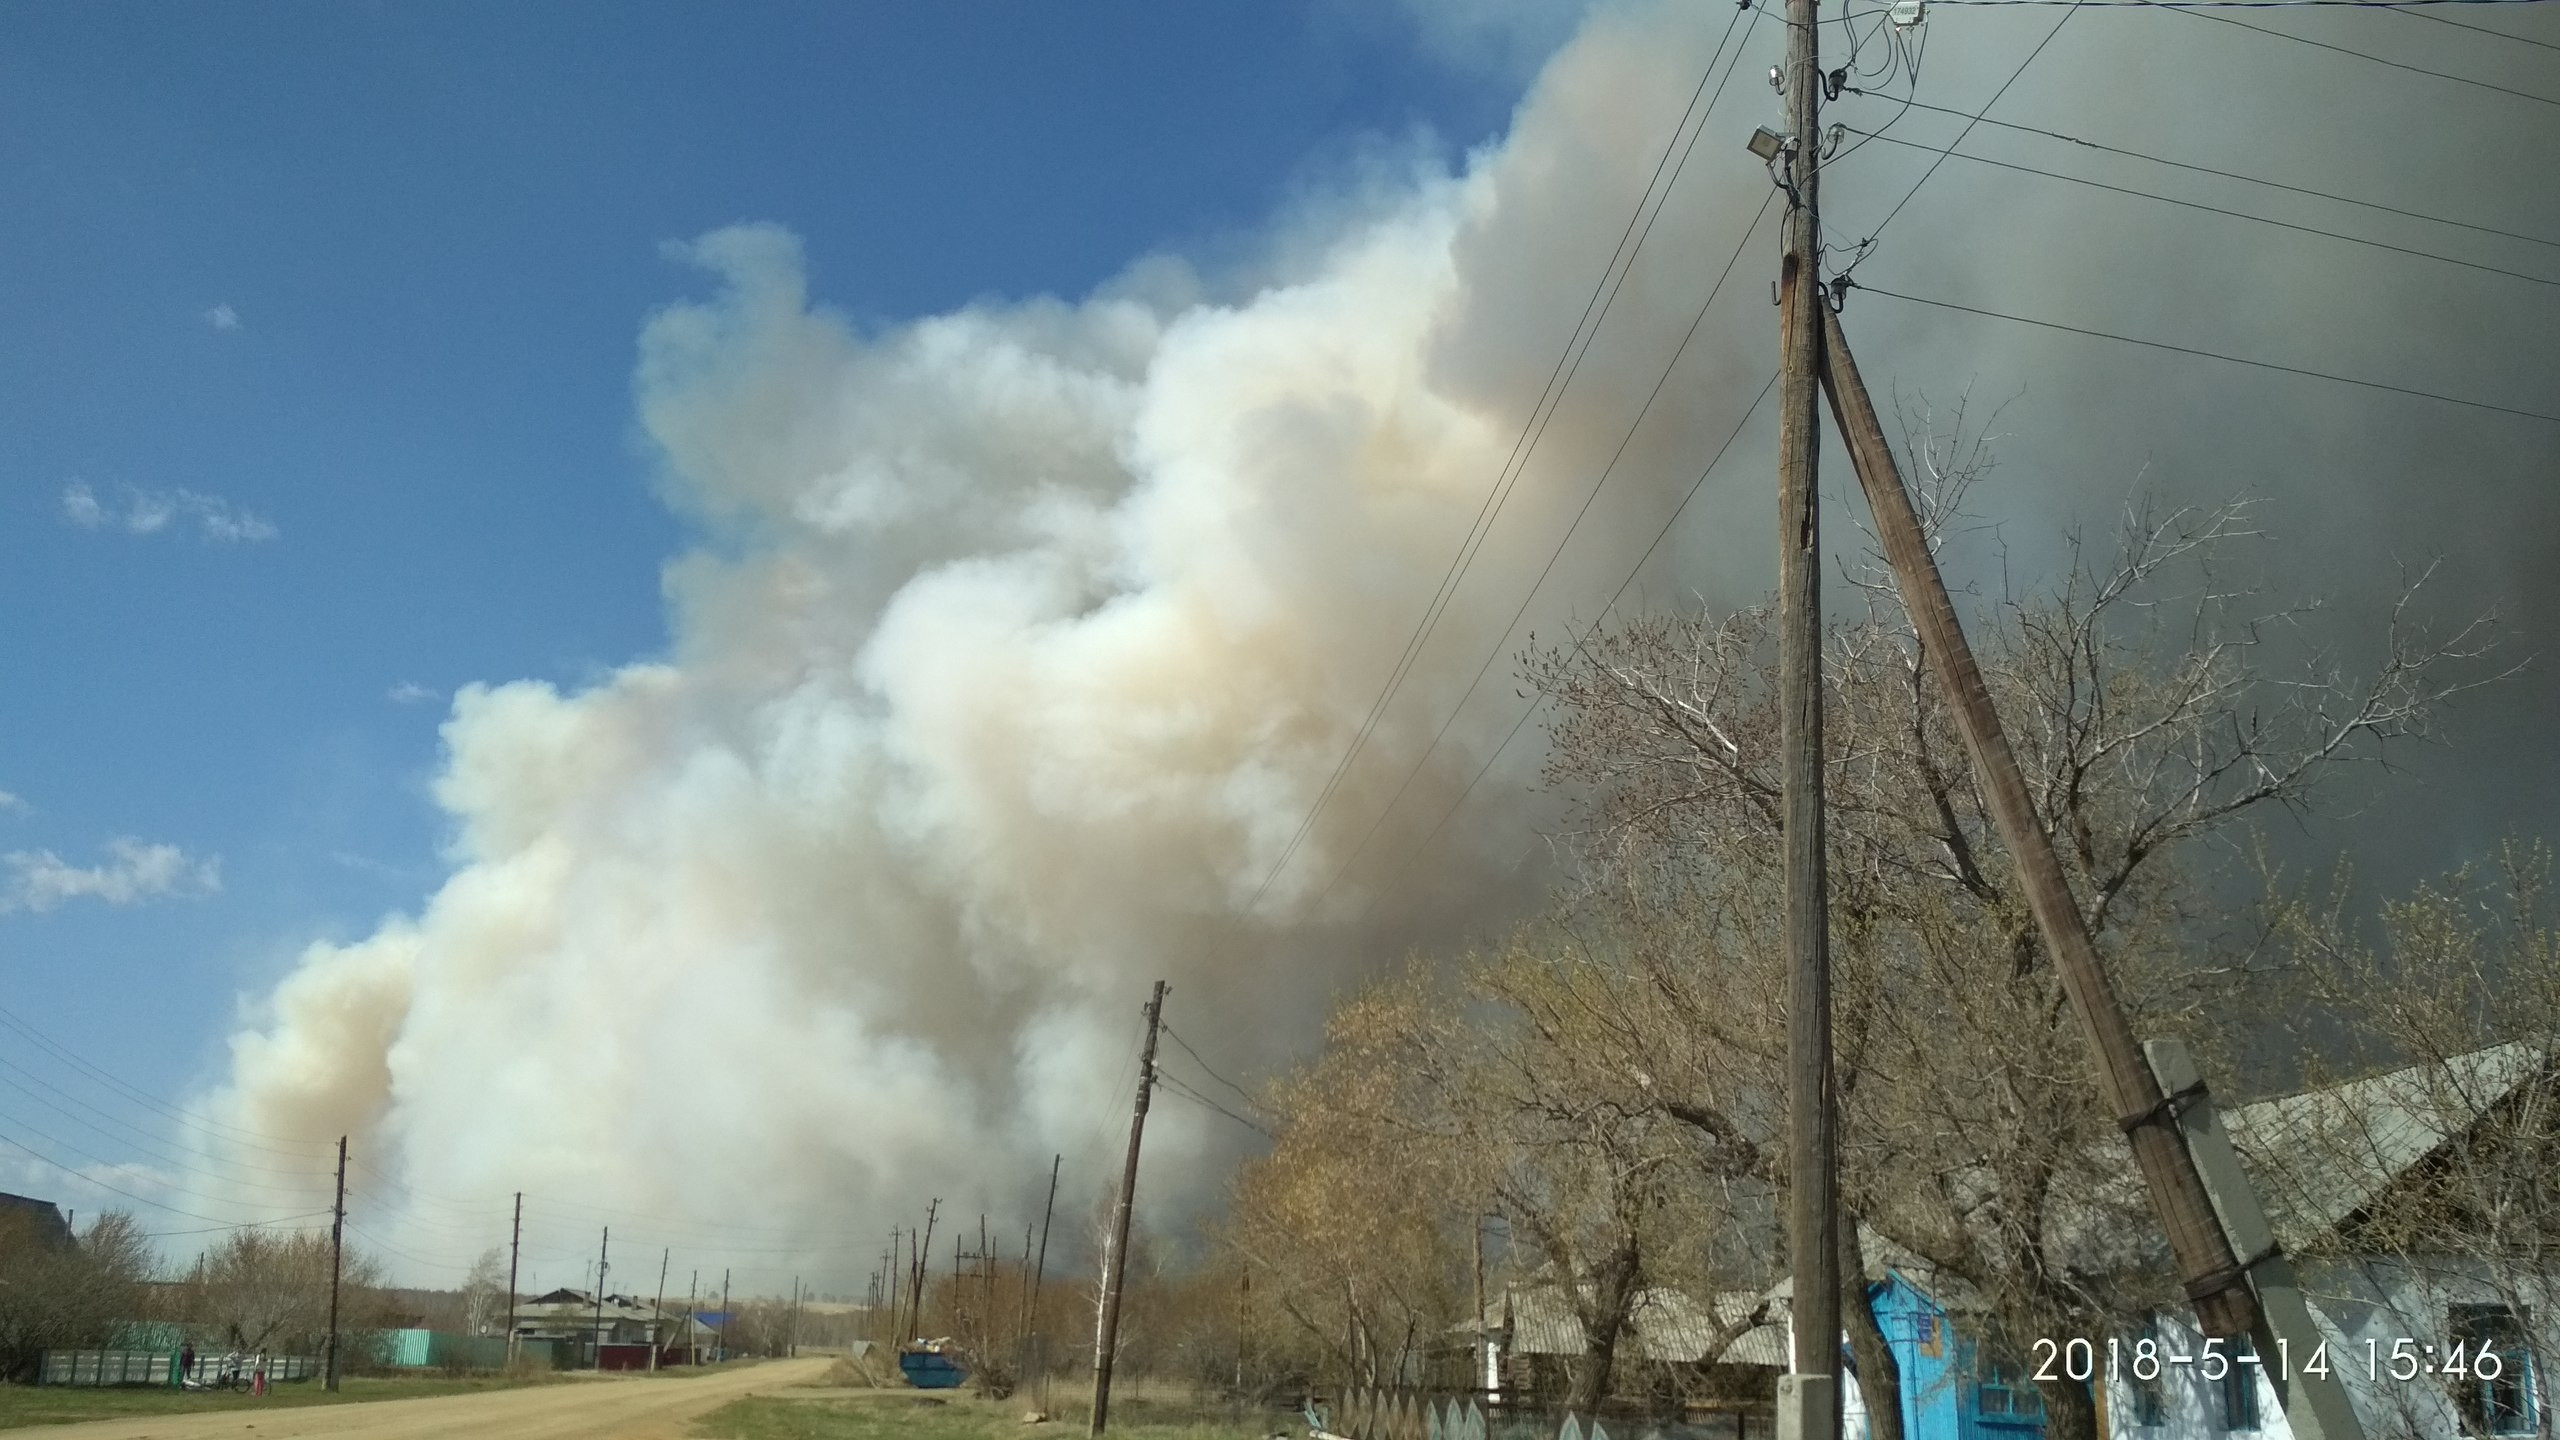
[0,1125,320,1229]
[1315,184,1781,907]
[1848,1,2087,255]
[1925,0,2560,6]
[2155,2,2560,106]
[1158,1024,1260,1109]
[1844,92,2560,252]
[1222,2,1761,933]
[0,1002,334,1157]
[1153,1073,1274,1141]
[1855,282,2560,423]
[1359,372,1783,921]
[1844,127,2560,287]
[2401,3,2560,46]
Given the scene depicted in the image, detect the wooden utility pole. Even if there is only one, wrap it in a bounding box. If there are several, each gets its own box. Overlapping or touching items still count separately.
[506,1192,522,1366]
[689,1269,700,1367]
[1816,311,2263,1338]
[911,1199,940,1342]
[1774,0,1837,1431]
[1470,1212,1488,1393]
[592,1228,610,1370]
[651,1249,670,1372]
[325,1137,347,1392]
[719,1269,731,1363]
[1029,1153,1060,1409]
[1089,980,1166,1437]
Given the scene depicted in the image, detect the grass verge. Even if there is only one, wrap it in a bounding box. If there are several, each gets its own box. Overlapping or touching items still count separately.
[691,1389,1284,1440]
[0,1371,563,1430]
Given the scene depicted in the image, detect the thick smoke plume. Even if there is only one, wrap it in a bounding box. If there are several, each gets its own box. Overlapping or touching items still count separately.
[207,0,2560,1288]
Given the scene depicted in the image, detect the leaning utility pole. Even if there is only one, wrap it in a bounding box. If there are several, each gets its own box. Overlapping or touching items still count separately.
[325,1137,348,1393]
[1029,1154,1060,1410]
[689,1269,700,1367]
[506,1192,523,1366]
[1814,308,2259,1341]
[651,1249,670,1372]
[1089,980,1166,1437]
[592,1228,611,1370]
[1773,0,1837,1432]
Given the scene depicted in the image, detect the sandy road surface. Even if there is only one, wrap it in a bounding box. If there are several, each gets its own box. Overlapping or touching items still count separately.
[21,1358,833,1440]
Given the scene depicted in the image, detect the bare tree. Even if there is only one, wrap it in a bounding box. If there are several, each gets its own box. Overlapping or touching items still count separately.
[459,1247,509,1338]
[0,1209,154,1382]
[1515,407,2501,1440]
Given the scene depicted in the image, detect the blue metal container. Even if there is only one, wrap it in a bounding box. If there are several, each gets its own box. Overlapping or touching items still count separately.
[898,1348,969,1389]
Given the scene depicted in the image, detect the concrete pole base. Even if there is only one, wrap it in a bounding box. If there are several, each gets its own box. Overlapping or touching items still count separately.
[1778,1372,1838,1440]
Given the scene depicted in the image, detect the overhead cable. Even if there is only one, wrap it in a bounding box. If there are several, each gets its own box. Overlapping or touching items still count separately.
[1856,283,2560,424]
[1845,127,2560,287]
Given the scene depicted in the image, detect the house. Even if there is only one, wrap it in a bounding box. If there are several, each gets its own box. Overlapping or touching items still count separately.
[1838,1044,2558,1440]
[511,1289,706,1368]
[1473,1277,1790,1417]
[0,1192,75,1249]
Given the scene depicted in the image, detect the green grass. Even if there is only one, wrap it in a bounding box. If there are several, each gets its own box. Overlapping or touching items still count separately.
[691,1389,1284,1440]
[0,1371,562,1430]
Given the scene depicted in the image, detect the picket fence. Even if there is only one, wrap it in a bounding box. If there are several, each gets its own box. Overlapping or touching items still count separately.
[1314,1388,1640,1440]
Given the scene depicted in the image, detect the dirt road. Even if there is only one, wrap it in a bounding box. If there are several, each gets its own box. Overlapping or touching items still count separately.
[23,1358,832,1440]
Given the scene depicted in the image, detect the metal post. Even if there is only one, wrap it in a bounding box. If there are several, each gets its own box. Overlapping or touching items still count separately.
[1090,980,1166,1436]
[1814,306,2257,1338]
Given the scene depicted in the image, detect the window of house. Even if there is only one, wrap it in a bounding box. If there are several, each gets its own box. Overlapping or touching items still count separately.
[2451,1304,2539,1436]
[1977,1364,2045,1420]
[2131,1319,2167,1427]
[2220,1337,2260,1431]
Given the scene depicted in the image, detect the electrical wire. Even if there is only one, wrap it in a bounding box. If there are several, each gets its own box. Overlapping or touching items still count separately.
[1153,1073,1275,1141]
[1158,1024,1260,1109]
[1844,127,2560,287]
[1846,93,2560,251]
[0,1125,321,1228]
[1311,167,1780,907]
[1218,2,1761,938]
[2400,3,2560,44]
[1854,282,2560,423]
[1841,1,2086,269]
[0,1002,333,1157]
[1356,372,1783,923]
[2154,1,2560,105]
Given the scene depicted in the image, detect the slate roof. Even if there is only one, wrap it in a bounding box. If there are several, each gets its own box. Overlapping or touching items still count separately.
[2223,1041,2549,1249]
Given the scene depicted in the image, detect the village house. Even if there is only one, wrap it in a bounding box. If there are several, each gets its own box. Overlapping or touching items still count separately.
[1831,1044,2557,1440]
[510,1289,712,1369]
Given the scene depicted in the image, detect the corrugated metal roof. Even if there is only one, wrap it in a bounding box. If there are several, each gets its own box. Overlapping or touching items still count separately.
[2224,1041,2547,1249]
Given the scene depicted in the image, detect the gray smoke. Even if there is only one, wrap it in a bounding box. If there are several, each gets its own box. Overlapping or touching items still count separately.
[202,0,2560,1288]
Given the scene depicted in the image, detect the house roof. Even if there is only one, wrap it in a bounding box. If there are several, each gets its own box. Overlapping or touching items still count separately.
[2224,1041,2549,1249]
[1486,1282,1788,1367]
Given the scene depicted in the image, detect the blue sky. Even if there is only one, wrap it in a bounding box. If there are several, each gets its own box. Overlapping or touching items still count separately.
[0,1,1526,1131]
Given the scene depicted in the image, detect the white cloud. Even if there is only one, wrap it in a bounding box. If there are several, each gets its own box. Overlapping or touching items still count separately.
[386,682,440,706]
[203,304,240,331]
[0,792,26,816]
[59,481,277,543]
[0,838,221,915]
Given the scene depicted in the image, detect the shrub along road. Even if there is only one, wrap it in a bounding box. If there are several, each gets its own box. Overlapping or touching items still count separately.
[10,1357,831,1439]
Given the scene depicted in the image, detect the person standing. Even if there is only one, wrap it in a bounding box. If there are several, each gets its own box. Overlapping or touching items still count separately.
[177,1342,195,1389]
[251,1350,268,1397]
